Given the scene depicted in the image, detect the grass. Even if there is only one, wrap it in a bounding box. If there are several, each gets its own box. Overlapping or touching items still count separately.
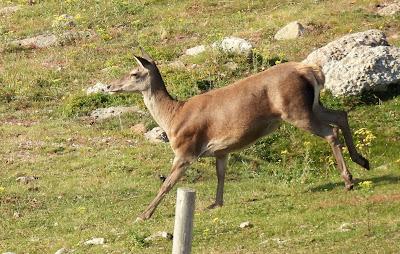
[1,0,400,253]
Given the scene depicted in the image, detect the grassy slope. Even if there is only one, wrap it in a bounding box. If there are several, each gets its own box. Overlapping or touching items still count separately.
[1,0,400,253]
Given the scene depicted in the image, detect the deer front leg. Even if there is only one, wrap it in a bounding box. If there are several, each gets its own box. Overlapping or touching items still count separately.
[208,155,228,209]
[136,156,191,221]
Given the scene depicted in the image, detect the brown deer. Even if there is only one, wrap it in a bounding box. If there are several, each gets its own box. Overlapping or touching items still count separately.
[107,49,369,221]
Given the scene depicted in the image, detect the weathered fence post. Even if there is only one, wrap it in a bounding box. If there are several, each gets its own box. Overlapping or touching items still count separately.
[172,188,196,254]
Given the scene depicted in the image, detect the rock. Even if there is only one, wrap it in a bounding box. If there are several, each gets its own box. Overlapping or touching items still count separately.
[167,60,186,69]
[84,237,105,245]
[239,221,253,229]
[338,223,353,232]
[0,5,21,16]
[144,127,169,143]
[303,30,399,96]
[2,252,16,254]
[144,231,173,242]
[272,238,288,245]
[11,34,58,49]
[86,82,110,95]
[54,247,68,254]
[212,37,253,55]
[16,176,38,184]
[130,123,147,134]
[274,21,305,40]
[185,45,206,56]
[322,45,400,96]
[9,30,95,49]
[303,29,388,66]
[90,106,144,121]
[52,14,76,28]
[377,2,400,16]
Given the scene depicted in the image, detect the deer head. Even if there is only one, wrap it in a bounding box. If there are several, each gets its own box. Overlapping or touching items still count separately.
[107,48,160,93]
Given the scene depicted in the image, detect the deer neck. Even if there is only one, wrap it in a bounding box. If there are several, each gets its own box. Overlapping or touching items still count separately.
[142,74,180,134]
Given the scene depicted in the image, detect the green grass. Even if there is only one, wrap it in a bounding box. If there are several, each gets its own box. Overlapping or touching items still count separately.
[1,0,400,253]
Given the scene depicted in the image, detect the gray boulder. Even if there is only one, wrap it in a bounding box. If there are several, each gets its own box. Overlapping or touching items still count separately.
[274,21,305,40]
[303,29,388,66]
[212,37,253,55]
[323,46,400,96]
[303,30,400,96]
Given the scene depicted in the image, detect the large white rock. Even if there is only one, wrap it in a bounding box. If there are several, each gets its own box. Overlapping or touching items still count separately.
[323,46,400,96]
[303,29,388,66]
[303,30,400,96]
[212,37,253,55]
[274,21,305,40]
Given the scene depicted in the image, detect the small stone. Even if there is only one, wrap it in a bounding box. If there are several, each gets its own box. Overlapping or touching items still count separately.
[274,21,305,40]
[13,212,21,218]
[0,6,21,16]
[11,34,58,49]
[130,123,147,134]
[90,106,145,121]
[212,37,253,55]
[377,2,400,16]
[144,231,173,242]
[239,221,253,228]
[338,223,353,232]
[2,252,17,254]
[84,237,105,245]
[16,176,37,184]
[144,127,169,143]
[272,238,288,245]
[185,45,206,56]
[54,248,68,254]
[86,82,110,95]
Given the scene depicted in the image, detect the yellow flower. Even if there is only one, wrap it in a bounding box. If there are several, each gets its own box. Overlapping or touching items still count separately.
[280,149,288,155]
[358,181,373,191]
[77,206,87,213]
[0,186,5,193]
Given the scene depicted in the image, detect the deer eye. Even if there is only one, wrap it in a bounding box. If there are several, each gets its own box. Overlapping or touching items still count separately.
[130,73,137,77]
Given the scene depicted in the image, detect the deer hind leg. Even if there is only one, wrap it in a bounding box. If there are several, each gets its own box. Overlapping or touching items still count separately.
[315,106,370,170]
[284,116,354,190]
[136,156,193,221]
[208,154,228,209]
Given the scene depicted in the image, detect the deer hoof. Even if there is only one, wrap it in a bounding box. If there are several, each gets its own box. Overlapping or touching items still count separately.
[345,184,354,191]
[134,217,145,223]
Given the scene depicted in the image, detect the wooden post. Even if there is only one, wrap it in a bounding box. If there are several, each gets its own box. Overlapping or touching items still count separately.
[172,188,196,254]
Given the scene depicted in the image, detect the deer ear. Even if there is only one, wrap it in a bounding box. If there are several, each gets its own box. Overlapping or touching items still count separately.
[134,55,152,69]
[140,47,155,63]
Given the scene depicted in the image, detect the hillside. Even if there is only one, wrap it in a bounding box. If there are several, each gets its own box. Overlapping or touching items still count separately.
[1,0,400,253]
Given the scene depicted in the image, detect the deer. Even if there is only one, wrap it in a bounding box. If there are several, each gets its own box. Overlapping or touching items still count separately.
[107,48,370,221]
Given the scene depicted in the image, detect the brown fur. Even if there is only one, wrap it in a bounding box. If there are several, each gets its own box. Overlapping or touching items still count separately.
[108,51,369,221]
